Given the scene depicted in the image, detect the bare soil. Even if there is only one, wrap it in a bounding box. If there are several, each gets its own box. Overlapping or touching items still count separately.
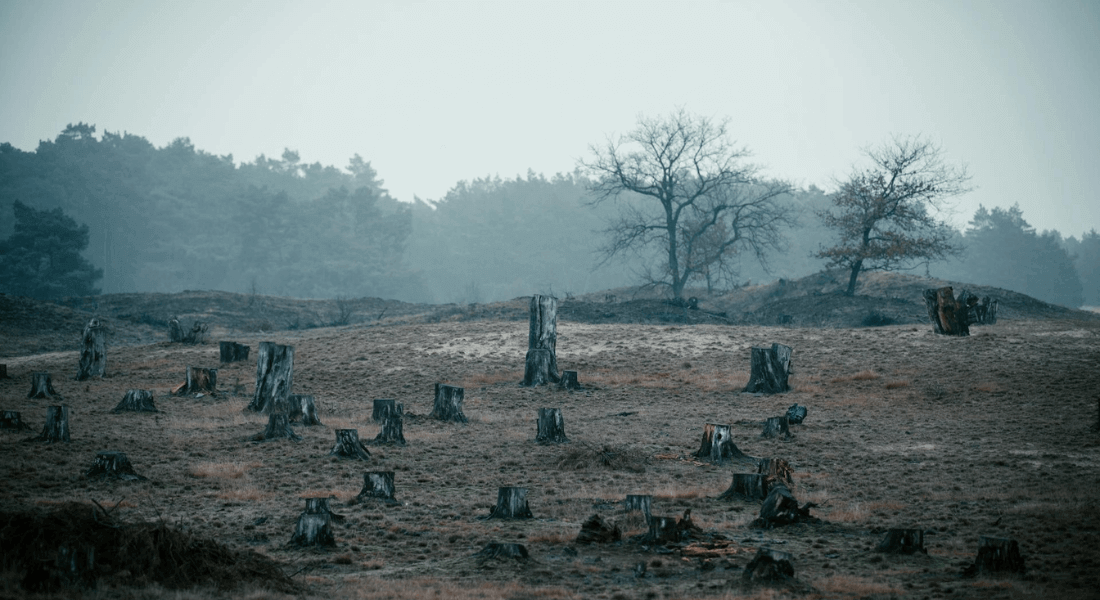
[2,273,1099,599]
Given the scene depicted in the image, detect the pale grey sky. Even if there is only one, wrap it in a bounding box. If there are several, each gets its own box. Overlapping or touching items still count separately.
[1,0,1097,237]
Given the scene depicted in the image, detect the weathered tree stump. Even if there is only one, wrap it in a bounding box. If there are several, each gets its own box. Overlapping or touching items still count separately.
[761,416,791,439]
[76,318,106,380]
[757,457,794,491]
[253,413,300,442]
[979,297,998,324]
[0,410,31,431]
[785,403,807,424]
[475,543,529,561]
[640,509,700,544]
[249,342,295,413]
[876,528,926,554]
[372,403,406,445]
[430,383,467,423]
[329,429,371,460]
[85,451,146,481]
[0,364,6,379]
[357,471,397,503]
[288,394,321,425]
[487,486,533,519]
[34,405,71,443]
[535,407,568,444]
[371,398,398,422]
[168,317,207,343]
[28,372,58,399]
[759,483,815,526]
[219,341,250,363]
[964,536,1026,576]
[719,473,766,500]
[112,389,157,413]
[175,366,217,396]
[923,286,970,336]
[742,548,795,583]
[693,423,751,464]
[290,498,336,547]
[558,370,583,390]
[521,294,560,386]
[743,343,793,394]
[576,514,622,544]
[624,494,652,518]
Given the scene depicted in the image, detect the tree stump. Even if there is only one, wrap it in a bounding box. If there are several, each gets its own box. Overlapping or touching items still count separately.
[372,398,398,422]
[357,471,397,503]
[288,394,321,425]
[758,457,794,491]
[521,294,560,386]
[964,537,1026,576]
[876,528,926,554]
[743,343,793,394]
[253,413,300,442]
[372,404,406,445]
[34,405,71,443]
[923,286,970,336]
[168,317,207,343]
[475,543,529,561]
[290,498,336,547]
[622,494,652,530]
[28,372,58,399]
[785,403,807,424]
[219,341,250,363]
[742,548,795,583]
[176,366,217,395]
[112,389,157,413]
[430,383,467,423]
[759,483,814,526]
[329,429,371,460]
[0,364,6,379]
[644,515,682,544]
[487,486,533,519]
[558,370,583,390]
[761,416,791,439]
[535,407,569,444]
[1,410,31,431]
[249,342,295,413]
[76,318,106,381]
[693,423,751,464]
[86,451,146,481]
[719,473,766,500]
[576,514,622,544]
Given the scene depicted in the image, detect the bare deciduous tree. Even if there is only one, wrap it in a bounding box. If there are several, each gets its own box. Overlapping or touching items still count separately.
[582,109,793,300]
[817,135,971,296]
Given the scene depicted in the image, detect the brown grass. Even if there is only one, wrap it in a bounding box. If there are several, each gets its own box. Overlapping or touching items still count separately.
[884,379,910,389]
[188,461,262,479]
[456,370,524,388]
[830,370,880,383]
[812,575,902,597]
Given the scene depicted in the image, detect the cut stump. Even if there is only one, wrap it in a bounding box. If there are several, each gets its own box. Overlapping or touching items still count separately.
[743,343,792,394]
[520,295,560,386]
[177,366,217,396]
[288,394,321,425]
[693,423,751,464]
[76,318,106,380]
[761,416,791,439]
[28,372,58,399]
[576,514,622,544]
[168,317,207,343]
[357,471,397,503]
[253,413,300,442]
[535,407,568,444]
[329,429,371,460]
[372,404,406,446]
[112,390,157,413]
[371,398,398,423]
[743,548,795,583]
[290,498,336,547]
[487,486,533,519]
[758,458,795,492]
[219,341,250,363]
[759,483,815,526]
[876,528,926,554]
[923,286,970,336]
[622,494,652,530]
[558,370,583,390]
[785,404,807,425]
[719,473,766,501]
[86,451,146,481]
[1,410,31,431]
[249,342,294,413]
[34,405,71,443]
[475,543,529,561]
[964,537,1026,576]
[431,383,467,423]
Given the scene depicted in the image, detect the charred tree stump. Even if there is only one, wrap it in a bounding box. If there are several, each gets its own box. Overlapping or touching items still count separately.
[576,514,622,544]
[785,403,807,424]
[112,389,157,413]
[372,404,406,445]
[475,543,530,561]
[357,471,397,503]
[558,370,583,390]
[219,341,250,363]
[76,318,106,380]
[330,429,371,460]
[923,286,970,336]
[761,416,791,439]
[719,473,766,500]
[877,528,926,554]
[290,498,336,547]
[535,407,568,444]
[176,366,217,395]
[693,423,751,464]
[249,342,295,413]
[371,398,398,422]
[742,548,795,584]
[86,451,146,481]
[743,343,792,394]
[1,410,31,431]
[758,457,794,491]
[487,486,533,519]
[430,383,467,423]
[288,394,321,425]
[520,294,560,386]
[28,372,58,399]
[34,405,71,443]
[964,537,1026,576]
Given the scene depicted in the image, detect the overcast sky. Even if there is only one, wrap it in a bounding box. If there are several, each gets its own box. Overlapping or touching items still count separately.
[1,0,1097,237]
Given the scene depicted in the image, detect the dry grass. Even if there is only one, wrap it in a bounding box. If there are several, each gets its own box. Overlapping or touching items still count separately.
[555,442,649,473]
[884,379,910,389]
[215,486,268,501]
[823,501,870,523]
[974,381,1003,393]
[583,368,742,392]
[830,370,881,383]
[456,370,523,388]
[188,461,262,479]
[342,579,578,600]
[812,575,902,597]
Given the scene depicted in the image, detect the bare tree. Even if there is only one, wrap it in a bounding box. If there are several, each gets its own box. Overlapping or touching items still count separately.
[817,135,971,296]
[582,109,793,300]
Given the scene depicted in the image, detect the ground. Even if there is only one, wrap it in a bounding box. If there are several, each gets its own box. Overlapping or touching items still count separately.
[1,272,1099,599]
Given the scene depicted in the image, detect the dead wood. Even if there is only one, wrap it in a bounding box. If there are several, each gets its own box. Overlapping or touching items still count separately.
[743,343,793,394]
[761,415,791,439]
[28,372,58,399]
[535,407,569,444]
[372,403,406,445]
[558,370,583,390]
[288,394,321,425]
[785,403,807,424]
[219,341,250,363]
[86,451,146,481]
[430,383,468,423]
[475,543,530,561]
[176,366,217,396]
[719,473,766,501]
[357,471,397,503]
[487,486,533,519]
[113,389,157,413]
[249,342,294,413]
[329,429,371,460]
[923,286,970,336]
[876,528,926,554]
[963,536,1026,576]
[575,514,621,544]
[31,405,71,443]
[168,317,207,344]
[742,548,795,584]
[1,410,31,431]
[693,423,753,464]
[371,398,398,422]
[76,318,106,380]
[290,498,336,547]
[521,294,560,386]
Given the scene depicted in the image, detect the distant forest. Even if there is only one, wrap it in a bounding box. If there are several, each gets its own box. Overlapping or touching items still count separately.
[1,124,1097,307]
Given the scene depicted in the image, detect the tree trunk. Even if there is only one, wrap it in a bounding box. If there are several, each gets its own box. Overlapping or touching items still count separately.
[85,451,146,481]
[558,370,583,390]
[575,514,622,544]
[177,366,217,395]
[965,536,1026,576]
[430,383,467,423]
[372,398,398,422]
[219,341,250,363]
[624,494,652,519]
[876,528,926,554]
[759,483,814,526]
[742,548,795,583]
[487,486,533,519]
[743,344,792,394]
[844,260,863,296]
[290,498,336,547]
[329,429,371,460]
[35,405,71,443]
[112,389,157,413]
[372,404,406,445]
[643,515,681,544]
[0,410,31,431]
[168,317,207,343]
[535,408,569,444]
[28,372,58,399]
[521,295,560,386]
[357,471,397,503]
[288,394,321,425]
[761,416,791,439]
[253,413,300,442]
[475,543,529,561]
[785,403,807,424]
[923,286,970,336]
[757,457,794,492]
[76,318,106,381]
[719,473,765,500]
[693,423,751,464]
[249,343,294,413]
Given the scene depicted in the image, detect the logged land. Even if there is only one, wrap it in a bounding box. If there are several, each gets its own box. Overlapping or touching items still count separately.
[1,272,1099,599]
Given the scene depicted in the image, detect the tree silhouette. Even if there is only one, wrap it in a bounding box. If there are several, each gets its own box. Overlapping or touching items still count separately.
[0,201,102,299]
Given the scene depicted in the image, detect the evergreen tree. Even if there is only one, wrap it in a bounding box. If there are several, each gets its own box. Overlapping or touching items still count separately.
[0,200,103,299]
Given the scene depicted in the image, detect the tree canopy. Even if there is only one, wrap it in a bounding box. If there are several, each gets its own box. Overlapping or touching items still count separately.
[0,200,102,299]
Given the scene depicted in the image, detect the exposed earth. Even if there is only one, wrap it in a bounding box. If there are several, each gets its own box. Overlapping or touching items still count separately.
[1,271,1099,599]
